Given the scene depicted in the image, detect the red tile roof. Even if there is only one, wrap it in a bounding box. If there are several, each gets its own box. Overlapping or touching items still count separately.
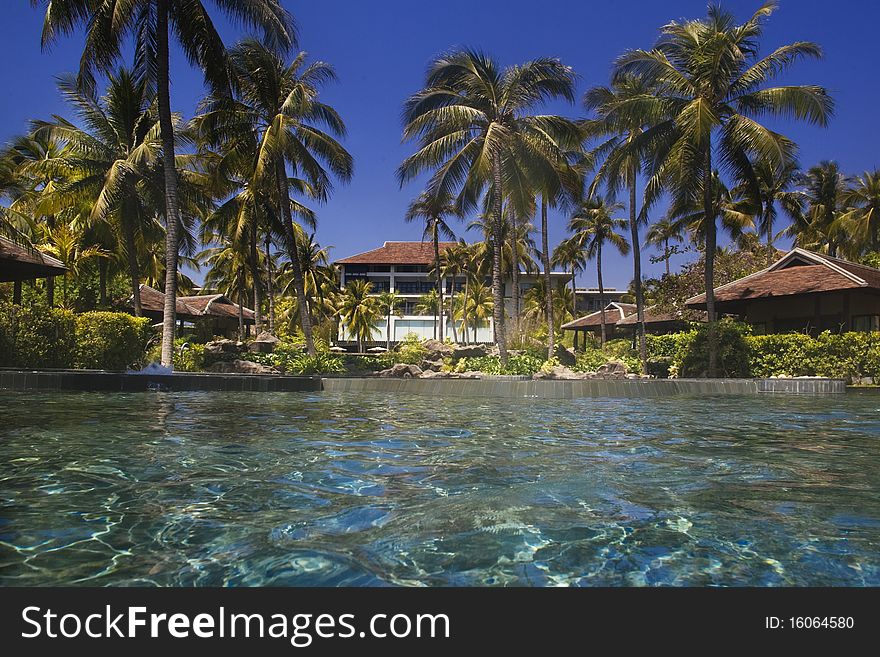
[686,249,880,308]
[0,236,66,282]
[562,303,637,329]
[335,241,458,265]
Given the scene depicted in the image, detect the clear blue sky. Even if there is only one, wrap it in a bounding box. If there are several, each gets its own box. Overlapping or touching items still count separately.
[3,1,878,289]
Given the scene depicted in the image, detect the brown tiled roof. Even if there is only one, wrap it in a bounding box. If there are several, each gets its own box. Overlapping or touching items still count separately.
[0,236,66,282]
[336,241,458,265]
[618,305,707,326]
[562,302,637,329]
[685,248,880,308]
[135,285,255,320]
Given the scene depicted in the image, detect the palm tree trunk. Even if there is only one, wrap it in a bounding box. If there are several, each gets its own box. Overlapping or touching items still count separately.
[704,148,717,378]
[276,159,316,357]
[249,224,263,334]
[122,210,142,316]
[434,223,443,342]
[98,257,108,307]
[510,212,520,345]
[265,236,275,333]
[462,275,470,344]
[664,239,671,276]
[598,241,606,347]
[237,280,245,341]
[449,276,458,344]
[386,311,391,351]
[540,196,555,359]
[570,266,577,316]
[629,174,646,374]
[491,151,507,364]
[157,0,183,368]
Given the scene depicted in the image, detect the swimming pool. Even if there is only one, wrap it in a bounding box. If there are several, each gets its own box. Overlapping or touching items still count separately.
[1,389,878,586]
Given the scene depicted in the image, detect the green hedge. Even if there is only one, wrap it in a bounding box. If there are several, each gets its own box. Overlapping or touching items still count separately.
[0,304,151,370]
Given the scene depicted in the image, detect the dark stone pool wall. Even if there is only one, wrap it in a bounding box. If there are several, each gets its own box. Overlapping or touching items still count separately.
[0,369,846,397]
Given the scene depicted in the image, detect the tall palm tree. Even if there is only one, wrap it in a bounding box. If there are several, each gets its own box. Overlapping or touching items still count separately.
[615,1,832,375]
[398,49,580,365]
[552,236,588,317]
[747,158,803,256]
[376,290,403,351]
[216,40,353,356]
[669,171,757,249]
[585,74,655,372]
[645,217,684,276]
[338,279,379,352]
[34,0,296,366]
[201,238,253,340]
[839,170,880,254]
[441,240,470,343]
[568,195,630,346]
[405,190,458,341]
[789,161,848,256]
[462,280,493,344]
[27,70,162,315]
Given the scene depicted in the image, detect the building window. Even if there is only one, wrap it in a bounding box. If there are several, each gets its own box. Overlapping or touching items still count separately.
[852,314,880,333]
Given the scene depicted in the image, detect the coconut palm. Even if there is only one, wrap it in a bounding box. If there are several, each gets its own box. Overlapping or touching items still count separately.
[746,158,803,256]
[34,0,296,366]
[440,240,470,343]
[568,195,630,346]
[462,280,493,344]
[614,1,832,375]
[669,171,757,249]
[201,238,253,340]
[206,40,353,356]
[337,279,379,352]
[788,161,848,256]
[645,217,685,276]
[398,49,580,364]
[40,223,108,307]
[405,190,458,341]
[551,236,588,316]
[376,290,403,350]
[839,170,880,253]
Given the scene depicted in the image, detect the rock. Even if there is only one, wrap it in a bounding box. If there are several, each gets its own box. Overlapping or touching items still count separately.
[458,371,482,379]
[532,365,587,380]
[248,331,280,353]
[553,344,577,367]
[419,359,443,372]
[596,360,628,379]
[209,359,280,375]
[378,363,423,378]
[204,338,242,356]
[421,339,454,360]
[451,344,490,360]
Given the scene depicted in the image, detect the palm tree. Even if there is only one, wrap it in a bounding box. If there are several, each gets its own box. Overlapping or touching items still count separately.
[552,236,588,317]
[34,0,296,366]
[789,161,848,256]
[441,240,470,343]
[840,170,880,253]
[568,195,630,346]
[40,223,107,307]
[376,290,403,351]
[463,280,493,344]
[398,49,580,365]
[338,279,379,352]
[28,70,162,315]
[615,1,832,375]
[215,40,353,356]
[584,74,656,372]
[405,190,458,341]
[201,238,253,340]
[748,158,803,257]
[645,217,684,276]
[669,171,757,249]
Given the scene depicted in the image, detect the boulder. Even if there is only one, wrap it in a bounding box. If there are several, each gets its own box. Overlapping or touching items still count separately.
[248,331,280,353]
[204,338,243,356]
[419,359,443,372]
[596,360,628,379]
[532,365,587,380]
[378,363,423,378]
[451,344,490,360]
[553,344,577,367]
[209,359,280,375]
[421,339,454,360]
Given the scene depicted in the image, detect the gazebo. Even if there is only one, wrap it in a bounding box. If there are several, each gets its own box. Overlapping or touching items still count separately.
[0,236,66,304]
[133,284,255,338]
[562,302,636,349]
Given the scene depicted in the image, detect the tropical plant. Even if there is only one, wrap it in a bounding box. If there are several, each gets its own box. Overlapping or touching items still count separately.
[398,49,580,364]
[787,160,848,256]
[745,157,803,255]
[552,236,588,317]
[376,290,403,350]
[337,279,379,352]
[839,170,880,253]
[614,1,832,375]
[568,195,630,345]
[645,217,685,276]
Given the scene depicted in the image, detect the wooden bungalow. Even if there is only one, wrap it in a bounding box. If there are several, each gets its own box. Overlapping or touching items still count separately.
[617,305,707,335]
[685,248,880,334]
[0,236,66,304]
[562,302,636,349]
[134,284,255,338]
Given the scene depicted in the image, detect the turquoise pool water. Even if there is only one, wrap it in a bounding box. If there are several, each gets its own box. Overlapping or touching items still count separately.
[1,389,878,586]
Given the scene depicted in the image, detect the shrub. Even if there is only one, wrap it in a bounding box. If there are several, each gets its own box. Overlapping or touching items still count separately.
[0,302,76,368]
[679,319,751,378]
[746,333,816,377]
[244,349,345,374]
[573,349,607,373]
[144,336,203,371]
[454,353,544,375]
[646,330,697,364]
[394,333,428,364]
[74,312,152,370]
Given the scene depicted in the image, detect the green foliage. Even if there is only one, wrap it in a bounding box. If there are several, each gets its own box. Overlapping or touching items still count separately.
[453,353,544,375]
[74,312,152,370]
[0,302,76,368]
[573,349,607,373]
[244,349,346,375]
[747,331,880,380]
[145,336,204,372]
[679,320,752,378]
[394,333,428,364]
[572,339,639,374]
